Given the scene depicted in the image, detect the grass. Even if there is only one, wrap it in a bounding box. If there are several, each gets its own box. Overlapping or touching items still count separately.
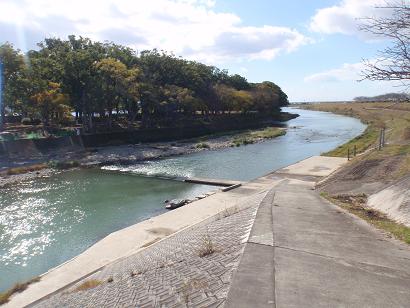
[322,193,410,244]
[197,234,216,257]
[300,102,410,182]
[195,142,210,149]
[4,163,48,176]
[324,126,379,157]
[0,277,40,305]
[48,160,80,170]
[231,127,285,147]
[25,132,43,139]
[73,279,103,292]
[180,279,208,305]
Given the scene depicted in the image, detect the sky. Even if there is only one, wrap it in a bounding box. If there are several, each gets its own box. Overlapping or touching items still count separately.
[0,0,406,102]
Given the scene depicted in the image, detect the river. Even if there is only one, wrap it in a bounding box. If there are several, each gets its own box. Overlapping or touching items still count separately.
[0,107,365,291]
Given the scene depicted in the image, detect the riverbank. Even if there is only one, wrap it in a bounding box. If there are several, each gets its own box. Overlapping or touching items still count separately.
[0,108,367,297]
[0,126,286,188]
[299,102,410,191]
[7,155,410,307]
[2,155,349,307]
[299,102,410,232]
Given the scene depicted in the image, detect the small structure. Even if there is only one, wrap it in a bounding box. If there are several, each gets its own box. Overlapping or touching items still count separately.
[164,199,190,210]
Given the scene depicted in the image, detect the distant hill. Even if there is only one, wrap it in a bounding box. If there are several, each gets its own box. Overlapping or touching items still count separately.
[354,93,410,102]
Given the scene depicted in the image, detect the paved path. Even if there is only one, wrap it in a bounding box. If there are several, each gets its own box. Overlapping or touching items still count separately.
[225,175,410,307]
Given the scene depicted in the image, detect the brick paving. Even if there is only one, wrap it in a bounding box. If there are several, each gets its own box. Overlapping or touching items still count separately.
[33,193,266,308]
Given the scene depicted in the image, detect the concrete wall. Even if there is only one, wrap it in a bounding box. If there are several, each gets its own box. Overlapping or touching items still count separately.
[0,136,84,159]
[81,120,277,147]
[367,176,410,227]
[0,117,281,158]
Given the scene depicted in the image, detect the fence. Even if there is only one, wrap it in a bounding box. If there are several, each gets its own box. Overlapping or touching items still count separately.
[346,127,386,161]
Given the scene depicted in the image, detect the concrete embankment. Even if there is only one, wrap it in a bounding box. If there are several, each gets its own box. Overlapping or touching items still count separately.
[5,171,281,307]
[367,176,410,227]
[225,158,410,307]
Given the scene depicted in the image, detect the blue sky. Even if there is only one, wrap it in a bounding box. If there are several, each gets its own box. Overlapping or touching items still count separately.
[0,0,404,101]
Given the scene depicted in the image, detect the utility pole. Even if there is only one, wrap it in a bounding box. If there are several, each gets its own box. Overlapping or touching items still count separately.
[0,60,4,131]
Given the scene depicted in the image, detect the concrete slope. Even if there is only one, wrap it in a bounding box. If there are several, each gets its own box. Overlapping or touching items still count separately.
[6,177,280,308]
[368,176,410,227]
[226,177,410,307]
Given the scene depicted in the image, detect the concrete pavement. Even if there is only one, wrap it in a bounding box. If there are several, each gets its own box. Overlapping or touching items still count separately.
[225,163,410,307]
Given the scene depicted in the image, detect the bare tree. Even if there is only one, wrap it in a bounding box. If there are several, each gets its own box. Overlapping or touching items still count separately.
[360,1,410,88]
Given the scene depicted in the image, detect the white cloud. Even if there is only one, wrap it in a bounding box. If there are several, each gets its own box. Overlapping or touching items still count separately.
[309,0,393,36]
[304,62,366,83]
[0,0,309,63]
[185,26,310,62]
[304,58,401,87]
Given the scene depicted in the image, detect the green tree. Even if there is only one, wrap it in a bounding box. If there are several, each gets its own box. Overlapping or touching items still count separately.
[0,43,26,129]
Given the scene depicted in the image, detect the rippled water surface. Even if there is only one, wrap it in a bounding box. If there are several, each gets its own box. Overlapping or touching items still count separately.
[0,172,214,291]
[105,108,366,180]
[0,108,365,291]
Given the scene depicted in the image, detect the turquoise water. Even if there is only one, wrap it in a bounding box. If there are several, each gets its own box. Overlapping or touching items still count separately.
[0,107,366,291]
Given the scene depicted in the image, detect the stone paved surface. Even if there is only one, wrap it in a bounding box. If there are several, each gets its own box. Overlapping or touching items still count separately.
[33,193,266,308]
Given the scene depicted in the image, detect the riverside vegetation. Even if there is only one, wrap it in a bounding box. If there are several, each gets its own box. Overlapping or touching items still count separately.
[0,36,288,136]
[302,102,410,182]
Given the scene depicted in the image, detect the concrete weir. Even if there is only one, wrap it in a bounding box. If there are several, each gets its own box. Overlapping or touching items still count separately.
[183,177,243,187]
[6,156,410,307]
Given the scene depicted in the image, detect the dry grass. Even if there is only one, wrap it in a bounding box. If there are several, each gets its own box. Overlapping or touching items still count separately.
[180,279,208,305]
[322,193,410,244]
[4,164,48,176]
[197,234,217,257]
[221,206,240,218]
[73,279,103,292]
[130,269,147,277]
[141,237,161,248]
[0,277,40,305]
[300,102,410,181]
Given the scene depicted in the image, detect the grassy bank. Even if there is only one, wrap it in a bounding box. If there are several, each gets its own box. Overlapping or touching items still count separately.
[303,102,410,243]
[230,127,286,147]
[322,193,410,245]
[192,126,286,148]
[300,102,410,182]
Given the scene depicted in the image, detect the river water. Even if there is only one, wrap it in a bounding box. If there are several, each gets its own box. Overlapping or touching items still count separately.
[0,108,365,291]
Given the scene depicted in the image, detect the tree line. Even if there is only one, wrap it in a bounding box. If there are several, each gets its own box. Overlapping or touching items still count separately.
[0,36,288,132]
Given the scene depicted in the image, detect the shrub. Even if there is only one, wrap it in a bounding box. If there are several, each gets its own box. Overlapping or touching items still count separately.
[196,142,210,149]
[49,160,80,170]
